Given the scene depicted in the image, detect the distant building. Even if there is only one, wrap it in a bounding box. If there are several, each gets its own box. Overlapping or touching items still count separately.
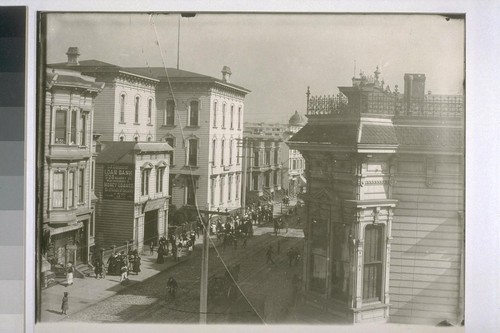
[288,68,464,325]
[94,141,172,253]
[242,111,307,203]
[40,67,104,282]
[284,111,307,197]
[241,132,284,204]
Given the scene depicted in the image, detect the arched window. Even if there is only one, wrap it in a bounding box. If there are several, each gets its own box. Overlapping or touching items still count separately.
[141,166,151,196]
[119,94,126,123]
[148,98,153,124]
[212,139,217,165]
[134,96,140,123]
[238,106,242,130]
[221,139,225,165]
[187,138,198,166]
[229,138,233,165]
[213,101,218,127]
[189,101,199,126]
[230,105,234,129]
[222,103,226,128]
[363,224,384,302]
[165,100,175,125]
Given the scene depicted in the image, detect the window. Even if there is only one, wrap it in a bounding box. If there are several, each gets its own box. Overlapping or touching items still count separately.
[188,139,198,166]
[78,169,85,203]
[70,110,78,144]
[265,150,271,165]
[363,225,383,302]
[134,97,140,123]
[222,104,226,128]
[221,139,225,165]
[213,101,217,127]
[230,105,234,129]
[211,178,215,205]
[52,172,65,208]
[165,138,174,165]
[80,114,87,146]
[220,176,224,202]
[238,107,241,130]
[189,101,199,126]
[212,139,216,165]
[68,171,75,207]
[120,94,125,123]
[186,176,197,205]
[235,174,240,199]
[141,168,150,196]
[156,167,165,193]
[236,142,241,165]
[168,174,174,204]
[253,149,259,166]
[165,100,175,125]
[228,175,232,201]
[55,110,67,144]
[274,149,279,165]
[148,98,153,124]
[273,171,278,185]
[265,173,270,187]
[229,139,233,165]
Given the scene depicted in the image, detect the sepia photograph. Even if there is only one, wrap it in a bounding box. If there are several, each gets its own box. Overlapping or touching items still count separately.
[35,12,465,330]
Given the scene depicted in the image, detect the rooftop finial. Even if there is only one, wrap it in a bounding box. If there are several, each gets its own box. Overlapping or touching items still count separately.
[374,65,381,81]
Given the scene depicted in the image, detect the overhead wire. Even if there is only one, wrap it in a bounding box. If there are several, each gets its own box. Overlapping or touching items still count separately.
[148,13,267,324]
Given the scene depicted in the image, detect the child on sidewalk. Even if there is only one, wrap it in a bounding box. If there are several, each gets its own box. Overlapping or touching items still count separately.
[61,292,69,315]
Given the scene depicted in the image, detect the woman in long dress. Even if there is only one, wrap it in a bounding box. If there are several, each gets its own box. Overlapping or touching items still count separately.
[157,245,164,264]
[66,262,74,286]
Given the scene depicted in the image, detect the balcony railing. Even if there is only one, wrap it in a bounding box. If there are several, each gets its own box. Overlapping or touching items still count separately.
[307,93,463,118]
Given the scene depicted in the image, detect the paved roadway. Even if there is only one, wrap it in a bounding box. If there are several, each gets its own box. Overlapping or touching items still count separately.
[60,225,305,324]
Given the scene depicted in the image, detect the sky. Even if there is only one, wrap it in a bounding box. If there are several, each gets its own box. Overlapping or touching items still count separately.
[45,13,464,123]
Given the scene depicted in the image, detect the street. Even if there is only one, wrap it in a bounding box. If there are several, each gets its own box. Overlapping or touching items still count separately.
[55,205,305,324]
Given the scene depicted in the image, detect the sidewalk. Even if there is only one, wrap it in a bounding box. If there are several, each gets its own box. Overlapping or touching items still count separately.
[40,236,205,322]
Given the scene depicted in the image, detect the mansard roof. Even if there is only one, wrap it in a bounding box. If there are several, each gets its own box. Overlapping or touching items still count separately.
[289,122,463,150]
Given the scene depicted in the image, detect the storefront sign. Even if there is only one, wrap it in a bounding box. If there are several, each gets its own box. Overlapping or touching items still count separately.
[103,164,134,200]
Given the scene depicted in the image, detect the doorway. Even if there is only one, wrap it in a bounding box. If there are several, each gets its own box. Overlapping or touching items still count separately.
[144,210,159,247]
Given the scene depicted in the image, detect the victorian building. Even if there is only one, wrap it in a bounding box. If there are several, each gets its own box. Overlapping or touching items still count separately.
[288,69,464,325]
[40,66,104,281]
[94,141,172,253]
[283,111,307,197]
[51,48,250,220]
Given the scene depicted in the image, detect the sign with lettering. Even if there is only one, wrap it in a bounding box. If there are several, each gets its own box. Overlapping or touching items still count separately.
[103,164,135,200]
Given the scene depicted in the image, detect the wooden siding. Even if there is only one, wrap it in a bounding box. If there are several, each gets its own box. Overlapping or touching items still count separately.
[92,84,116,141]
[388,154,463,325]
[156,84,245,211]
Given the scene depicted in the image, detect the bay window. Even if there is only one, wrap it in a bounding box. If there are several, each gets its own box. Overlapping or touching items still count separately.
[52,172,65,208]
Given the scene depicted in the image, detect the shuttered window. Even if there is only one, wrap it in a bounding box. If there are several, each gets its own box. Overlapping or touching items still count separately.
[363,224,383,302]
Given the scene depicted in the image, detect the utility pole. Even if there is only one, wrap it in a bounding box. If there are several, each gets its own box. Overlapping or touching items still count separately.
[187,207,229,324]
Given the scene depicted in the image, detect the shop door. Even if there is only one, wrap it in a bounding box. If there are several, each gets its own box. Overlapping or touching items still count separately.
[144,210,159,247]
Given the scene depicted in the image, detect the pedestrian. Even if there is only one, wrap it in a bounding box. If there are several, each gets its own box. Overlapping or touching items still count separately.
[60,292,69,315]
[157,245,165,264]
[266,245,276,265]
[132,255,141,275]
[66,262,74,286]
[120,262,129,282]
[150,241,154,255]
[166,277,178,299]
[172,243,178,262]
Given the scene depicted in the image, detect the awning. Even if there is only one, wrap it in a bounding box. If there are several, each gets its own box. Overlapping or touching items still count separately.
[143,197,167,213]
[48,222,84,236]
[298,175,307,186]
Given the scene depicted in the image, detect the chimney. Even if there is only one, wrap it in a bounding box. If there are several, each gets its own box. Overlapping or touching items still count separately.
[66,47,80,65]
[221,66,232,83]
[404,73,426,114]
